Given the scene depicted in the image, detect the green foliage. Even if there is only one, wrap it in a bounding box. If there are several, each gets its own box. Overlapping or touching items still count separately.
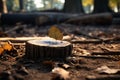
[82,0,94,14]
[109,0,120,12]
[109,0,118,8]
[5,0,65,12]
[82,0,93,7]
[6,0,19,11]
[5,0,120,12]
[13,0,19,11]
[24,0,36,11]
[7,0,13,11]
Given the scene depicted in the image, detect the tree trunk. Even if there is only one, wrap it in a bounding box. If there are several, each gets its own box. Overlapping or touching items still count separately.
[117,1,120,12]
[19,0,24,11]
[0,0,3,13]
[93,0,112,13]
[43,0,46,9]
[0,0,7,13]
[7,0,13,12]
[50,0,54,8]
[63,0,84,13]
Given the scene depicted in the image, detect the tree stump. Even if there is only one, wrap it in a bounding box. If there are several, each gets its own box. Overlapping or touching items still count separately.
[25,38,73,60]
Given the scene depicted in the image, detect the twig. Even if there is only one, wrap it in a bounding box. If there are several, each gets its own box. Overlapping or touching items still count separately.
[71,40,102,44]
[5,25,27,34]
[73,30,102,40]
[72,55,114,60]
[91,51,120,55]
[71,39,120,44]
[0,37,43,43]
[86,75,120,80]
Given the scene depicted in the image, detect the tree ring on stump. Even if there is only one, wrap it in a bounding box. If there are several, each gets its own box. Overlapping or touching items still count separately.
[25,39,73,60]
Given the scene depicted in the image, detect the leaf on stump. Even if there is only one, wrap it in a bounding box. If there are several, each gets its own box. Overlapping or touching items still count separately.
[48,26,63,40]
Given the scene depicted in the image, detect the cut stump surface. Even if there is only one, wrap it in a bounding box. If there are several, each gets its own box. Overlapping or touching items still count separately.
[25,38,72,60]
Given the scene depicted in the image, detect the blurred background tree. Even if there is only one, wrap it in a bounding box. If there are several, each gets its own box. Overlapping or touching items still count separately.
[0,0,4,12]
[7,0,13,12]
[24,0,36,11]
[63,0,84,13]
[93,0,113,13]
[1,0,120,13]
[0,0,7,13]
[109,0,120,12]
[19,0,24,11]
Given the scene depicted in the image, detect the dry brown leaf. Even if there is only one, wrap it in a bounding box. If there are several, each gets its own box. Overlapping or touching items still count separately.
[48,26,63,40]
[0,41,15,56]
[2,42,13,51]
[0,47,4,55]
[117,61,120,65]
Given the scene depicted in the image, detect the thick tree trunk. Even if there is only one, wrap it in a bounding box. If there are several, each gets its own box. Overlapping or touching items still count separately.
[1,13,72,25]
[0,0,7,13]
[0,0,3,13]
[50,0,54,8]
[93,0,112,13]
[117,1,120,12]
[19,0,24,11]
[63,0,84,13]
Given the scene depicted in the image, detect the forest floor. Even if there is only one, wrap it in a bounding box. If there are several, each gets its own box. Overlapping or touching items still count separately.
[0,24,120,80]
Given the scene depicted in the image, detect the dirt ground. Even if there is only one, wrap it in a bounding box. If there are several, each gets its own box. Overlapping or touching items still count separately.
[0,24,120,80]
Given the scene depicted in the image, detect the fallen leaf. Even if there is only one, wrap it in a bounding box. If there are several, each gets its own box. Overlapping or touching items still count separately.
[57,63,70,69]
[52,67,70,79]
[62,64,70,69]
[117,61,120,65]
[48,26,63,40]
[63,35,74,41]
[74,48,90,56]
[0,41,17,58]
[2,42,13,51]
[0,47,4,55]
[96,65,120,74]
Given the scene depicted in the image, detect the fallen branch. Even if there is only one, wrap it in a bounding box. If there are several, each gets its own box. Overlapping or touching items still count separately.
[86,75,120,80]
[0,41,25,45]
[71,39,120,44]
[91,51,120,55]
[72,30,102,40]
[5,25,27,34]
[71,40,102,44]
[1,12,73,25]
[0,37,43,43]
[72,55,114,60]
[65,13,112,25]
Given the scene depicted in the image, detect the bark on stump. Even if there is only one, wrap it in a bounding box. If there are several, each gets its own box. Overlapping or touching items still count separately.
[25,39,72,60]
